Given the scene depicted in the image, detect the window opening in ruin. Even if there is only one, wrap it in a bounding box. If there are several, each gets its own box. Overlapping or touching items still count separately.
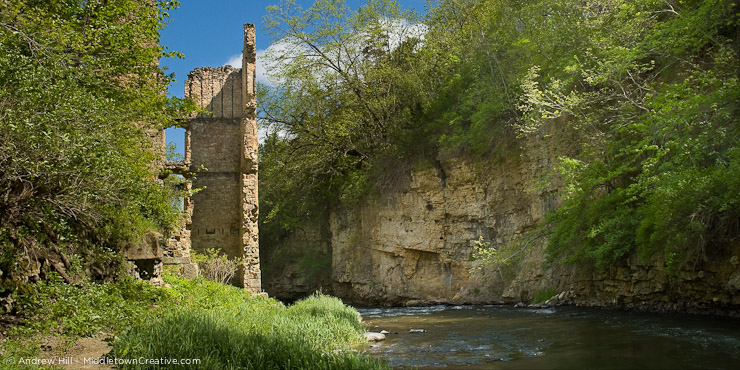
[165,174,186,212]
[165,127,186,162]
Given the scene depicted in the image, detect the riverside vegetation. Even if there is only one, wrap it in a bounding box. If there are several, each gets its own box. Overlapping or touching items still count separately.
[0,0,192,285]
[0,0,738,367]
[259,0,739,283]
[0,1,386,369]
[0,269,386,370]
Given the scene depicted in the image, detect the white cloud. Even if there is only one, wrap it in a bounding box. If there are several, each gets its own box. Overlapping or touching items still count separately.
[225,53,242,68]
[378,18,428,51]
[223,47,280,86]
[256,50,269,85]
[223,18,428,88]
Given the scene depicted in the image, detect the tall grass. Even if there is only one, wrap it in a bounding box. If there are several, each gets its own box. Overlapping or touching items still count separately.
[111,276,387,370]
[0,273,386,369]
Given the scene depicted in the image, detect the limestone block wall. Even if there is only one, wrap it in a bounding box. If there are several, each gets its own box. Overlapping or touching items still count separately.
[187,110,243,263]
[185,67,244,119]
[160,24,260,292]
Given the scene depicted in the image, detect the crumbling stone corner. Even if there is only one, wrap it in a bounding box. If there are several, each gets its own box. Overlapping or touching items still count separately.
[240,24,261,292]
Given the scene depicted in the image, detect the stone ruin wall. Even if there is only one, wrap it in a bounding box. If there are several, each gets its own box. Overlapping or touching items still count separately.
[131,24,261,292]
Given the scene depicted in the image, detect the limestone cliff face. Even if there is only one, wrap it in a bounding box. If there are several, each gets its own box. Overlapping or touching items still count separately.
[264,122,740,315]
[330,124,574,305]
[326,122,740,315]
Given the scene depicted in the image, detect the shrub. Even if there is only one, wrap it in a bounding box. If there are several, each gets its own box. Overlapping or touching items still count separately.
[297,251,332,282]
[10,273,163,337]
[533,288,557,304]
[191,248,242,285]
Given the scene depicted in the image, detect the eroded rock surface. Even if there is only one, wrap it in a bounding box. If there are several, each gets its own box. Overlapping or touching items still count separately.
[268,123,740,315]
[330,124,575,306]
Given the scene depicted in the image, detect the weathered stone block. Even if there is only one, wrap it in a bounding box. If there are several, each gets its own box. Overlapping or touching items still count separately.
[125,231,164,260]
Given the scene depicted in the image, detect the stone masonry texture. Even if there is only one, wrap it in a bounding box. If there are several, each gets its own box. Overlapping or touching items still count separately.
[173,24,261,292]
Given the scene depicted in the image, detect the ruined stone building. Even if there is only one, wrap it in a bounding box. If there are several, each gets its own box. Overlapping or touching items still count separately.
[154,24,261,292]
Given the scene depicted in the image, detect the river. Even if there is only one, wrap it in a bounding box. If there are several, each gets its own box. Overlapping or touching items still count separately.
[357,305,740,369]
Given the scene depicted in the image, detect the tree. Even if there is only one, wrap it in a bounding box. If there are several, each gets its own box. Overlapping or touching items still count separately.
[260,0,739,277]
[259,0,429,233]
[515,0,740,271]
[0,0,190,282]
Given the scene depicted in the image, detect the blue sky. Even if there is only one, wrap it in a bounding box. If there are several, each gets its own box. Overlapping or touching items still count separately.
[160,0,427,98]
[160,0,427,152]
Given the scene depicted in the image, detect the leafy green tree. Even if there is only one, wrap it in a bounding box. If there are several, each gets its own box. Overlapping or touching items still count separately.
[516,0,740,271]
[0,0,190,282]
[260,0,739,279]
[259,0,429,235]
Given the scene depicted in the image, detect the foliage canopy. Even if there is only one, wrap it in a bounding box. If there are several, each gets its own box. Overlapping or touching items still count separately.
[0,0,190,281]
[260,0,739,273]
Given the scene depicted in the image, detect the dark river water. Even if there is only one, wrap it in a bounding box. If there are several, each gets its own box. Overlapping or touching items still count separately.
[357,305,740,369]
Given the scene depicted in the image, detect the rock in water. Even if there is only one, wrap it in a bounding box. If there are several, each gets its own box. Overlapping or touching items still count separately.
[365,332,386,342]
[409,329,427,333]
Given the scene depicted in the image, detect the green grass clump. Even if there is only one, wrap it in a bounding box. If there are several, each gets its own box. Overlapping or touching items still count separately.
[533,288,558,304]
[0,273,163,369]
[0,337,54,370]
[111,276,387,370]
